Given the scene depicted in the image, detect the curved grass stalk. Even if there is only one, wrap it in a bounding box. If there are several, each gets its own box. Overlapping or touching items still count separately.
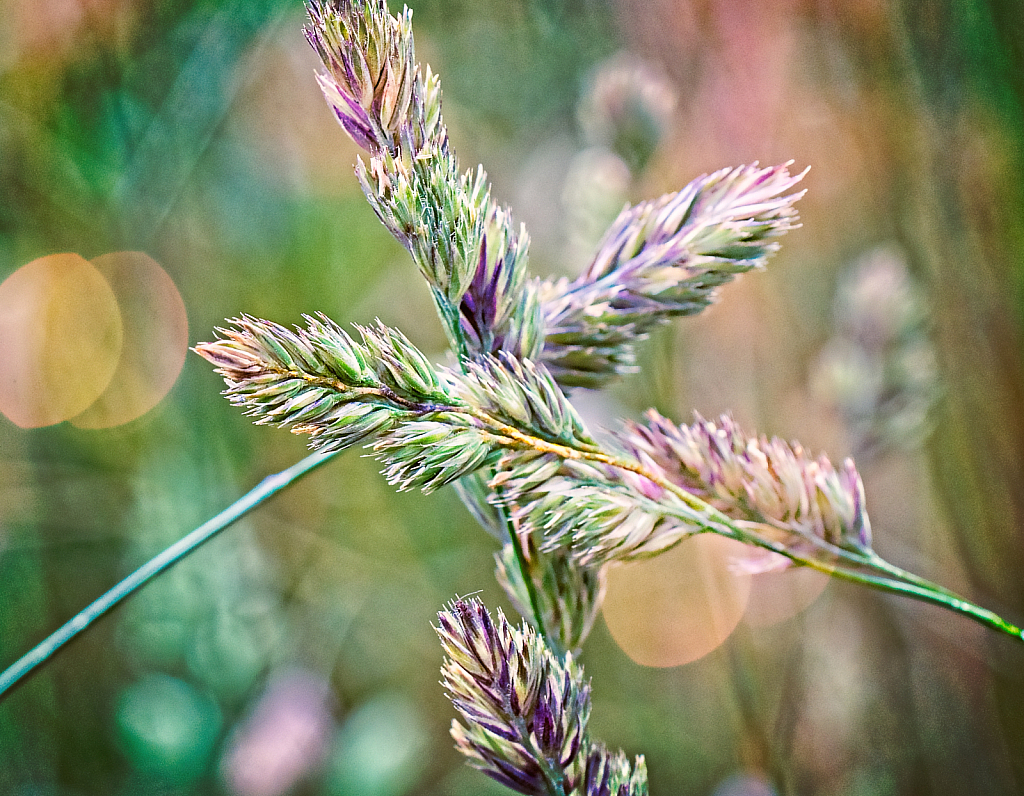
[660,496,1024,642]
[0,450,338,703]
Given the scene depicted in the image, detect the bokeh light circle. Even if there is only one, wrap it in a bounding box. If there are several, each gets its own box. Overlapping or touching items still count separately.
[71,251,188,428]
[743,567,830,628]
[601,535,752,667]
[0,253,123,428]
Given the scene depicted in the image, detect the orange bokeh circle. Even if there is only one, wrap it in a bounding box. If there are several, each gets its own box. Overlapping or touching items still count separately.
[0,251,188,429]
[743,567,830,628]
[71,252,189,429]
[601,534,752,667]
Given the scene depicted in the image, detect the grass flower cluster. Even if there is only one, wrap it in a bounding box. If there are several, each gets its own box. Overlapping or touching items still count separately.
[192,1,1024,793]
[191,1,1024,792]
[1,1,1022,793]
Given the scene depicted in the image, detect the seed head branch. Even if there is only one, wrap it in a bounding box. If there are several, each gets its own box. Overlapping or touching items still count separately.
[195,315,594,492]
[541,163,807,388]
[495,411,873,572]
[307,0,540,360]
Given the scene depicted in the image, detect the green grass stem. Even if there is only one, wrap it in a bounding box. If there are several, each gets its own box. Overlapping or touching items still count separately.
[0,450,338,703]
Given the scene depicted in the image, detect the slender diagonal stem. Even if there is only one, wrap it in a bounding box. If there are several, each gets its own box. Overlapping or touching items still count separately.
[0,449,338,704]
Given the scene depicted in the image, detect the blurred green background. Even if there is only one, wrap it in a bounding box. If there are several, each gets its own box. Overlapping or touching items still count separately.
[2,0,1024,794]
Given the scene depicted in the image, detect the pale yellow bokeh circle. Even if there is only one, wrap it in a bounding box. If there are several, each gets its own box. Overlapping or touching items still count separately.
[71,251,188,429]
[601,534,753,667]
[0,253,123,428]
